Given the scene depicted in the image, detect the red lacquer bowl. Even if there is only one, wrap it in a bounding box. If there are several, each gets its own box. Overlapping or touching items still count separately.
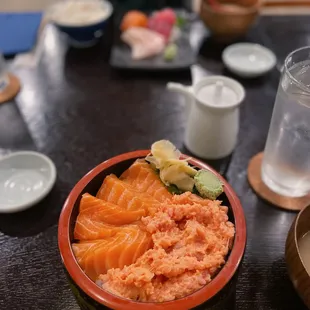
[58,150,246,310]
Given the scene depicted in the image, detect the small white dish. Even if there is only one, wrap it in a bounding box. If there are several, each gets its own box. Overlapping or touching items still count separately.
[0,151,56,213]
[222,43,277,78]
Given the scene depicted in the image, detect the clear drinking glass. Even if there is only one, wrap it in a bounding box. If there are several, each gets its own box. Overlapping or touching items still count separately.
[261,46,310,198]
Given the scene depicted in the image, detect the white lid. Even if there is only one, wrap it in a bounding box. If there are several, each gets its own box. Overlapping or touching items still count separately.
[194,76,245,109]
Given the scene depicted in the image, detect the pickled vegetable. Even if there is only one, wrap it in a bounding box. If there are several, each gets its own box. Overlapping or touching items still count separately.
[163,43,177,61]
[146,140,197,190]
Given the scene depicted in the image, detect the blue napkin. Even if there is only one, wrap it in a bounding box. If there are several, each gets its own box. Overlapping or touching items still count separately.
[0,12,43,56]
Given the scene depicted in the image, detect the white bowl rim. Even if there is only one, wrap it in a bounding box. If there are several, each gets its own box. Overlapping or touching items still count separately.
[49,0,113,28]
[0,151,57,213]
[222,42,277,76]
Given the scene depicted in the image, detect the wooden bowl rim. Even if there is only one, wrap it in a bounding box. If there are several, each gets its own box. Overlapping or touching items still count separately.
[58,150,246,310]
[294,204,310,277]
[200,0,262,15]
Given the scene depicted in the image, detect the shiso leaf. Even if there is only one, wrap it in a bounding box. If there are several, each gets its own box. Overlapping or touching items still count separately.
[194,170,224,200]
[167,184,183,195]
[176,15,186,28]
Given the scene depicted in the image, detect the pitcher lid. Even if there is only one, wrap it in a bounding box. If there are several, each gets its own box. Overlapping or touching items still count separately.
[194,76,245,109]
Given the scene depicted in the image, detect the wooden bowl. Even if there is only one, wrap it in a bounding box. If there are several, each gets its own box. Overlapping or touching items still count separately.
[58,150,246,309]
[285,204,310,308]
[200,0,262,42]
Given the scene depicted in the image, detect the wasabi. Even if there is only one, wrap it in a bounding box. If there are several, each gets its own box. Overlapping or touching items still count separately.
[164,43,178,61]
[194,170,224,200]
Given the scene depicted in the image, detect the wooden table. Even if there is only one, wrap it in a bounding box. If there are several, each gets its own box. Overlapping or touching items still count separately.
[0,15,309,310]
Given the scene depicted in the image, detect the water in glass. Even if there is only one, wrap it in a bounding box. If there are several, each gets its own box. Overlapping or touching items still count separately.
[262,57,310,197]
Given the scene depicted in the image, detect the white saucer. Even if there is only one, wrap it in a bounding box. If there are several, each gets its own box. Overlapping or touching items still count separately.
[222,43,277,78]
[0,151,56,213]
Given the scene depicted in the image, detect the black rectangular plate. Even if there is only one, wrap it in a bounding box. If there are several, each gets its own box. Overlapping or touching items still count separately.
[110,33,196,71]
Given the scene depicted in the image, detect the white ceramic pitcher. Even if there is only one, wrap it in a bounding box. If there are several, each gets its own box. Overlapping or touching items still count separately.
[167,76,245,159]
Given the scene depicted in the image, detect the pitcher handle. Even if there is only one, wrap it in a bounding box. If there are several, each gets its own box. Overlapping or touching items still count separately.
[167,82,193,100]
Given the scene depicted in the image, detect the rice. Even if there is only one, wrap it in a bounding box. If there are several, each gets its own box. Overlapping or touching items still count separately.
[50,0,112,26]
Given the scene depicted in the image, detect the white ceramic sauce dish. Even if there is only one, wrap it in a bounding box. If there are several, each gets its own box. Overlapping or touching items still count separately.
[222,43,276,78]
[0,151,56,213]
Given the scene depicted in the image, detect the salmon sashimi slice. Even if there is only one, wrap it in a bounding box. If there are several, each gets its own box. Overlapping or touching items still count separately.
[74,211,141,240]
[72,226,153,281]
[120,159,172,202]
[96,174,158,214]
[79,193,146,225]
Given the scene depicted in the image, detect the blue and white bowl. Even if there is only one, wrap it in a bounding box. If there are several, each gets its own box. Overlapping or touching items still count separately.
[49,0,113,48]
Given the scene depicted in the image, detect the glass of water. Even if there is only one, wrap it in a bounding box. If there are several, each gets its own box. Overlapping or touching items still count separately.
[262,46,310,198]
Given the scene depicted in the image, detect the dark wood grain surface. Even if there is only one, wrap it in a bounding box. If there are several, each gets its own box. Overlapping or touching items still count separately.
[0,15,309,310]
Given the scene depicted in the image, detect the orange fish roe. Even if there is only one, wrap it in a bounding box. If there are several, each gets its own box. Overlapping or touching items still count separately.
[99,192,235,302]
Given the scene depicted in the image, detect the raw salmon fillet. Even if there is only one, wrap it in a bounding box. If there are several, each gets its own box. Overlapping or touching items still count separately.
[96,174,159,214]
[120,159,172,202]
[74,193,146,240]
[74,213,144,241]
[79,193,145,225]
[72,225,152,281]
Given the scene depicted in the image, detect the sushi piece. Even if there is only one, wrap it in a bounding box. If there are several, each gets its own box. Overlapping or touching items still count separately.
[96,174,159,214]
[155,8,177,26]
[120,160,172,202]
[79,193,146,225]
[72,226,153,281]
[147,8,177,42]
[148,18,173,42]
[121,27,166,60]
[120,10,148,32]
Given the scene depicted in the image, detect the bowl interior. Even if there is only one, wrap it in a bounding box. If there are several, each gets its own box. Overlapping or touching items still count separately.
[296,205,310,270]
[69,158,148,240]
[296,205,310,239]
[0,151,56,212]
[59,152,246,310]
[286,205,310,308]
[68,157,235,242]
